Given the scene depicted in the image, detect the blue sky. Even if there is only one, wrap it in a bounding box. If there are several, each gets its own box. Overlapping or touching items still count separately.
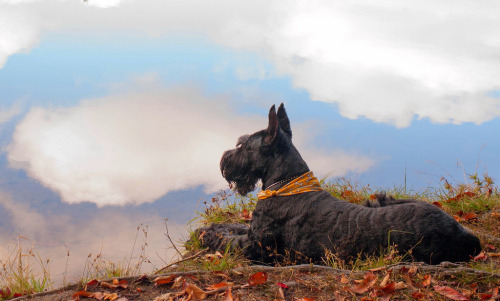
[1,0,500,281]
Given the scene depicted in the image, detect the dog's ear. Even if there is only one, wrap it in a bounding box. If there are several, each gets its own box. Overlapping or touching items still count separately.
[277,103,292,139]
[265,104,278,144]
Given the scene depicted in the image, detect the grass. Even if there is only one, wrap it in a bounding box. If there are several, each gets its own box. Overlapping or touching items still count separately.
[0,238,51,300]
[1,171,499,300]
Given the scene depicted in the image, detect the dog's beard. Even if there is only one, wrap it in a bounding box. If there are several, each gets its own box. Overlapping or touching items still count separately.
[220,149,260,196]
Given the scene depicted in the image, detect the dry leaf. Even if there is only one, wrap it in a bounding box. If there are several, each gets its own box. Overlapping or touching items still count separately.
[103,292,119,301]
[350,272,377,294]
[422,274,431,287]
[185,284,208,300]
[153,293,173,301]
[172,276,185,289]
[340,274,350,284]
[224,288,234,301]
[433,285,470,301]
[154,275,176,286]
[379,272,391,287]
[248,272,268,286]
[206,282,232,291]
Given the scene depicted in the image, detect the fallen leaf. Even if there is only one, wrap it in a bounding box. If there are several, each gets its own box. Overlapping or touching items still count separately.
[154,275,176,286]
[240,209,253,221]
[0,288,11,299]
[278,287,285,300]
[433,285,470,301]
[422,274,431,287]
[411,291,426,299]
[380,282,396,295]
[153,293,173,301]
[206,282,232,291]
[432,201,443,209]
[185,284,208,300]
[340,274,350,284]
[72,290,94,300]
[473,251,489,262]
[101,281,119,289]
[296,298,315,301]
[224,287,234,301]
[379,272,391,287]
[103,292,119,301]
[248,272,268,286]
[394,282,407,290]
[85,279,100,290]
[93,292,105,300]
[350,272,377,294]
[172,276,185,289]
[462,211,478,221]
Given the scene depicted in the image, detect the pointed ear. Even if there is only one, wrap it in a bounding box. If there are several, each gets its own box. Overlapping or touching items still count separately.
[265,105,278,144]
[277,103,292,139]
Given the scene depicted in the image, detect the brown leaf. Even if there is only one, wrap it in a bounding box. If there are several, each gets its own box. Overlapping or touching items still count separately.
[72,290,94,300]
[350,272,377,294]
[85,279,100,290]
[411,291,426,299]
[433,285,470,301]
[103,292,119,301]
[340,274,350,284]
[154,275,176,286]
[432,201,443,209]
[240,209,253,221]
[101,281,119,289]
[473,251,489,262]
[185,284,208,300]
[248,272,268,286]
[379,272,391,287]
[224,287,234,301]
[296,298,315,301]
[172,276,185,289]
[422,274,431,287]
[394,282,407,290]
[206,282,232,291]
[380,282,396,295]
[278,287,285,300]
[462,211,478,221]
[132,274,150,284]
[93,292,105,300]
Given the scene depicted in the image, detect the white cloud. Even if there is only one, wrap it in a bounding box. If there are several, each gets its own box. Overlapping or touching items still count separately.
[0,190,184,284]
[6,79,374,206]
[0,102,23,125]
[3,0,500,126]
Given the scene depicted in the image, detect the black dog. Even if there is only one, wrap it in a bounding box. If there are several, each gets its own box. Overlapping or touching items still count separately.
[197,104,481,264]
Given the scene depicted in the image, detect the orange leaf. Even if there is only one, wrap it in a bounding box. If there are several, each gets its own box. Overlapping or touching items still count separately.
[422,274,431,287]
[351,272,377,294]
[432,201,443,209]
[473,251,489,262]
[411,291,426,299]
[85,279,100,290]
[206,282,231,291]
[462,212,478,220]
[100,281,118,289]
[296,298,315,301]
[224,287,234,301]
[380,282,396,295]
[185,284,208,300]
[72,290,94,299]
[103,292,119,301]
[433,285,469,301]
[154,275,176,286]
[248,272,268,286]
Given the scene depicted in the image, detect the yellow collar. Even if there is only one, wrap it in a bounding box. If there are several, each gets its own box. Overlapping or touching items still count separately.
[257,171,322,200]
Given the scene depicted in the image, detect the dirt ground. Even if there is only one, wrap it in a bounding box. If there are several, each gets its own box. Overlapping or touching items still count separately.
[10,263,500,301]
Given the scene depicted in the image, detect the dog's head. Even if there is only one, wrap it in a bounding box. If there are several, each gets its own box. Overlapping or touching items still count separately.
[220,103,305,195]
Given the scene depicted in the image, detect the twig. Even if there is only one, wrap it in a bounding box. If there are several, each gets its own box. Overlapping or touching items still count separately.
[164,219,183,257]
[154,249,208,274]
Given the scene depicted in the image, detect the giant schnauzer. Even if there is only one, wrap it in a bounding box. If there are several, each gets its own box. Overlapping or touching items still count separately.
[196,104,481,264]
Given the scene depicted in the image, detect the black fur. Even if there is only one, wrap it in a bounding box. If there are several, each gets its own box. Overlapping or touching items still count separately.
[197,104,481,264]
